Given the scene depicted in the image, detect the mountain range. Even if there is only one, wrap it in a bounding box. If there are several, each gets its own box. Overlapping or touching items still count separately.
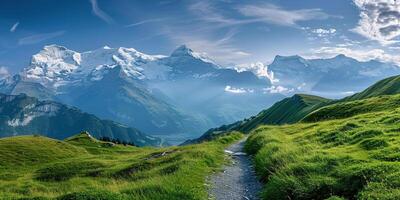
[0,45,280,143]
[268,54,400,97]
[1,44,399,143]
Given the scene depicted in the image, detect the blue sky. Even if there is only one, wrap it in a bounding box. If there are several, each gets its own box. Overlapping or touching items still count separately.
[1,0,400,74]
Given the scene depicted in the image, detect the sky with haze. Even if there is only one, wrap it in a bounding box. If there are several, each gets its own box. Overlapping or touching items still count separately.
[1,0,400,74]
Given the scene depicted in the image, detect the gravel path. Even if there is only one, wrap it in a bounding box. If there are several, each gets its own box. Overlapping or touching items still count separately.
[209,138,262,200]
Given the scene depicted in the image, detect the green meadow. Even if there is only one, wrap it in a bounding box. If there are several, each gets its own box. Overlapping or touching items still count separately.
[0,131,242,199]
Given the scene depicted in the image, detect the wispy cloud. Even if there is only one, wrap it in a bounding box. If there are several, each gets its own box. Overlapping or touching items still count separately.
[125,18,167,27]
[18,31,65,45]
[89,0,114,24]
[180,1,336,64]
[10,22,19,32]
[189,1,238,25]
[189,2,335,28]
[352,0,400,45]
[237,3,332,27]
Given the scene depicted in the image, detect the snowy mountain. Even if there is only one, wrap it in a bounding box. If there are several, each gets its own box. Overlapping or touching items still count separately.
[267,54,400,98]
[1,45,276,143]
[2,44,399,143]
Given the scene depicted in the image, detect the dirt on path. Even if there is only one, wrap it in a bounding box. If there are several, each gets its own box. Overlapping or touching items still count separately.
[208,138,262,200]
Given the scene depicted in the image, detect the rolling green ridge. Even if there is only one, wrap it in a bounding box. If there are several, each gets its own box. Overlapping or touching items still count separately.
[303,94,400,123]
[344,75,400,101]
[0,131,242,199]
[191,75,400,145]
[186,94,331,144]
[237,94,331,132]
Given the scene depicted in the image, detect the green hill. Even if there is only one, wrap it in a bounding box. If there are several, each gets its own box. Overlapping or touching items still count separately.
[237,94,331,132]
[303,94,400,122]
[344,75,400,101]
[0,131,242,199]
[186,94,330,144]
[0,135,87,168]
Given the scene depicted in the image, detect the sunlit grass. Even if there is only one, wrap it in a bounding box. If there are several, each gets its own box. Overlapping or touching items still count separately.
[246,105,400,199]
[0,132,242,199]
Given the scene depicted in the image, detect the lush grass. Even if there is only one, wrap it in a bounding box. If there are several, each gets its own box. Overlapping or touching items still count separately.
[303,94,400,123]
[246,106,400,200]
[236,94,330,133]
[0,131,242,199]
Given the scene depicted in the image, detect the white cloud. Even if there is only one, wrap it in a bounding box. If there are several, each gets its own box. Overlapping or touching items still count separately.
[224,85,254,94]
[312,46,400,65]
[89,0,114,24]
[311,28,336,37]
[237,4,332,27]
[10,22,19,32]
[0,67,9,79]
[352,0,400,45]
[263,85,294,94]
[235,62,278,84]
[18,31,65,45]
[125,18,167,27]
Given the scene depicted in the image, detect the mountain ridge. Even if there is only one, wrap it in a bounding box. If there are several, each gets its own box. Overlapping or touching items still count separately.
[0,93,162,146]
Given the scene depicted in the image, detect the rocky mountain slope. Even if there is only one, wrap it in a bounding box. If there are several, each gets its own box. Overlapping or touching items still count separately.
[0,93,161,146]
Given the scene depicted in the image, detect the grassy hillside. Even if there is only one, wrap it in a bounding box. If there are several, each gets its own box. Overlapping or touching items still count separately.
[303,94,400,122]
[246,98,400,199]
[0,131,242,199]
[0,135,87,168]
[187,94,330,144]
[237,94,331,132]
[344,75,400,101]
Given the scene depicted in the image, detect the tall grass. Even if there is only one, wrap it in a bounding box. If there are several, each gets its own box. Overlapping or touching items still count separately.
[246,109,400,199]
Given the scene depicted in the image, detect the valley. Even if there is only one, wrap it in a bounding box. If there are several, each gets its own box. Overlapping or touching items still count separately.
[1,73,400,199]
[2,1,400,199]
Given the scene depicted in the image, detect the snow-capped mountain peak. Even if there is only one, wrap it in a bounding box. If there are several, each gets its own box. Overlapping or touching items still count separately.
[170,45,217,65]
[21,45,170,89]
[272,55,308,64]
[23,45,82,87]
